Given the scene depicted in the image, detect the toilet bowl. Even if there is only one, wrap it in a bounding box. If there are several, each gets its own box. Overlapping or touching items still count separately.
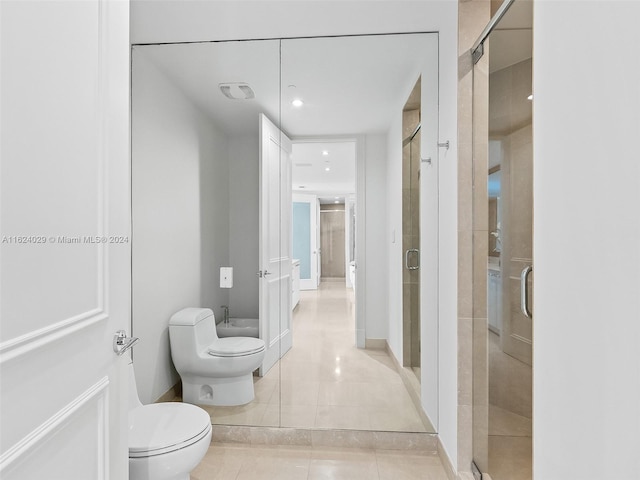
[128,363,211,480]
[169,308,266,406]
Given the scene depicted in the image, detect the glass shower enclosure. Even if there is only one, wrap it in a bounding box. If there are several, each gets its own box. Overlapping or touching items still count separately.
[471,1,534,479]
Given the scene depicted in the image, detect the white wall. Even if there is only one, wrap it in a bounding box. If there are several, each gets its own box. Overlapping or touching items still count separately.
[387,113,404,360]
[132,52,230,404]
[533,2,640,478]
[364,134,388,340]
[131,0,460,467]
[229,135,260,318]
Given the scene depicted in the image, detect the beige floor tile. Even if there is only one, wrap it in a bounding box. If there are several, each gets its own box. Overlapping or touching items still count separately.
[278,380,321,406]
[368,406,427,433]
[489,404,532,437]
[253,377,278,404]
[190,445,245,480]
[261,403,319,428]
[200,280,428,433]
[205,402,270,426]
[192,443,451,480]
[376,450,448,480]
[309,447,379,480]
[233,448,311,480]
[488,435,532,480]
[315,405,371,430]
[317,381,372,406]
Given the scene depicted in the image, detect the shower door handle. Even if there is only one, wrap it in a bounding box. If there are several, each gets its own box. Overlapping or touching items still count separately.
[405,249,420,270]
[520,265,533,319]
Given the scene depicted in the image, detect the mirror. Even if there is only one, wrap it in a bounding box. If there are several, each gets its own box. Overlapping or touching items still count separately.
[131,32,439,434]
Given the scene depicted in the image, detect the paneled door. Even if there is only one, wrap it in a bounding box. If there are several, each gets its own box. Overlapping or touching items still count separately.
[259,113,292,376]
[0,1,131,478]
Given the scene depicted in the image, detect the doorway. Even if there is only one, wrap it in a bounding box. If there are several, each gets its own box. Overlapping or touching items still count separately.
[320,205,346,279]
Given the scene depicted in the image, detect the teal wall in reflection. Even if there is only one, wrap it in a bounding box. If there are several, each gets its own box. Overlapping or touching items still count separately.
[292,202,311,279]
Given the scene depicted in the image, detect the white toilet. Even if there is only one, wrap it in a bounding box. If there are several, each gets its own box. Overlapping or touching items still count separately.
[128,363,211,480]
[169,307,266,406]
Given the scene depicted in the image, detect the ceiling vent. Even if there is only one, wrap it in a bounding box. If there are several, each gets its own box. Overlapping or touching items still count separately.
[219,83,255,100]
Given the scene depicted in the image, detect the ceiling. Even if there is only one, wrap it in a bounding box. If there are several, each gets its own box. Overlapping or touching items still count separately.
[292,141,356,202]
[135,33,434,198]
[488,0,533,136]
[489,0,533,74]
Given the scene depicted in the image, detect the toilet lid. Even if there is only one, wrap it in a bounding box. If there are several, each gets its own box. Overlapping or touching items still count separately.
[129,403,211,458]
[207,337,265,357]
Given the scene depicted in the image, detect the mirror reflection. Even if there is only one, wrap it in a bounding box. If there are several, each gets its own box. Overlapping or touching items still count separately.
[132,33,438,434]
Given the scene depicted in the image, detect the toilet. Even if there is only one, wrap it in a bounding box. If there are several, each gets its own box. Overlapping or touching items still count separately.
[169,307,266,406]
[128,363,211,480]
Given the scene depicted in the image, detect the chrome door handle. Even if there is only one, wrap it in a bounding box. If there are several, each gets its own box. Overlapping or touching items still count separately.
[520,265,533,319]
[113,330,139,356]
[405,249,419,270]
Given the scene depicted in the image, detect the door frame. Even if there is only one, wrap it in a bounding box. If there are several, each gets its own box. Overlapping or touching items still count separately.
[292,193,319,290]
[290,136,364,347]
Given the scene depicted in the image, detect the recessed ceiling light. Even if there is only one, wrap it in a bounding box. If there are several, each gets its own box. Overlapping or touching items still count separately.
[334,200,339,204]
[292,99,304,107]
[322,150,329,156]
[325,167,330,172]
[527,94,533,101]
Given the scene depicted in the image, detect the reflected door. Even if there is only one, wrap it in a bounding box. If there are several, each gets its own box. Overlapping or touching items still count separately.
[292,194,319,290]
[259,113,292,376]
[320,208,346,278]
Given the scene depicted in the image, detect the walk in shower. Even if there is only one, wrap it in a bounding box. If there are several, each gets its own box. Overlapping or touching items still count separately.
[402,78,421,379]
[471,1,533,479]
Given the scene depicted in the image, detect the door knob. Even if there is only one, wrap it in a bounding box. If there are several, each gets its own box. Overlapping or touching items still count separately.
[113,330,139,356]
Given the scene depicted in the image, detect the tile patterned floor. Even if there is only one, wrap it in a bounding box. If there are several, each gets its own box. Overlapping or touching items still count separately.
[203,280,429,432]
[191,443,449,480]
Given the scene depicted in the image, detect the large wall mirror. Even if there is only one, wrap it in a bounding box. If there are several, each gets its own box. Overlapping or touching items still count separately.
[131,32,439,434]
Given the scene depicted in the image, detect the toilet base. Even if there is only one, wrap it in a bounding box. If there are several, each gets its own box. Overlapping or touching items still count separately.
[182,373,255,406]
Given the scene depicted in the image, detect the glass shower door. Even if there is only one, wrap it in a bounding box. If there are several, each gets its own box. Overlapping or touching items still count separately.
[472,0,533,479]
[402,79,421,378]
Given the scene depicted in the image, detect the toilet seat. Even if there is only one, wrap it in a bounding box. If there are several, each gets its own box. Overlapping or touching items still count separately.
[207,337,265,357]
[129,403,211,458]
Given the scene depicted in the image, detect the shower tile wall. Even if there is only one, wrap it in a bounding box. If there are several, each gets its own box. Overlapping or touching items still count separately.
[459,0,491,472]
[402,108,420,368]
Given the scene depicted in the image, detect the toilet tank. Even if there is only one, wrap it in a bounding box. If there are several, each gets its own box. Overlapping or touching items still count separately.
[169,308,217,365]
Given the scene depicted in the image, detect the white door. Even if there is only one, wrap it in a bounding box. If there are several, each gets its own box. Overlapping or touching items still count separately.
[0,1,131,478]
[292,194,319,290]
[258,114,292,376]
